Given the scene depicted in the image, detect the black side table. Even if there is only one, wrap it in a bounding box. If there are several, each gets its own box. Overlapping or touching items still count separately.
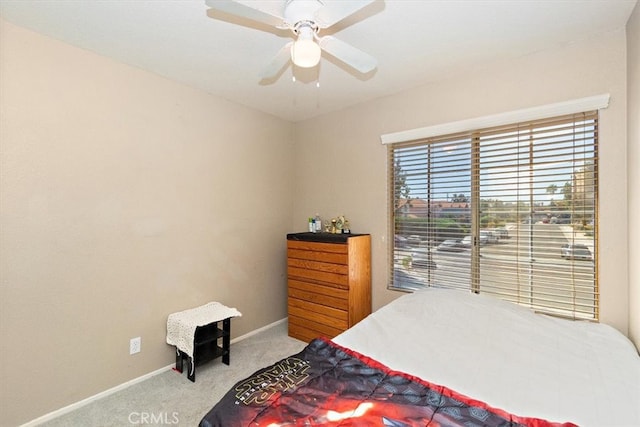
[174,317,231,382]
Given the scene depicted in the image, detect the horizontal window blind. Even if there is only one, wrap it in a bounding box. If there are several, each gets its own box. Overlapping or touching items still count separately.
[389,111,598,320]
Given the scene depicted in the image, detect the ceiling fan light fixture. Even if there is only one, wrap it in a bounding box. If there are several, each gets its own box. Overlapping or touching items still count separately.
[291,39,321,67]
[291,25,321,68]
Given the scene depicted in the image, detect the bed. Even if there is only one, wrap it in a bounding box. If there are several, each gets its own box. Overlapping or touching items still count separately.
[199,288,640,426]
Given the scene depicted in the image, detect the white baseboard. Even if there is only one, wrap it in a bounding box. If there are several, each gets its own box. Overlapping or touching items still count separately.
[20,318,288,427]
[231,317,287,344]
[19,364,174,427]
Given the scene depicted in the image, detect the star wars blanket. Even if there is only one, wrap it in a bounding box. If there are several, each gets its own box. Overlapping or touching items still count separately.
[199,338,575,427]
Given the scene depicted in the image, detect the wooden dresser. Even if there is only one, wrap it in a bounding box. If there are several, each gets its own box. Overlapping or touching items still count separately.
[286,232,371,342]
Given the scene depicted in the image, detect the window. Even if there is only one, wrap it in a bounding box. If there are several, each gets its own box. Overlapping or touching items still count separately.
[389,112,598,320]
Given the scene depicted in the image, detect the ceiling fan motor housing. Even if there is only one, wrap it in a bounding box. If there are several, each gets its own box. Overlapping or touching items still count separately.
[284,0,323,29]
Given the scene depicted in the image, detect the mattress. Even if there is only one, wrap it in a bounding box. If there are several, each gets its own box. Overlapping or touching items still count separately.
[332,288,640,427]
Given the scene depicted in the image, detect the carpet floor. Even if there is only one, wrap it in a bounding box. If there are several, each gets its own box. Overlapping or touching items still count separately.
[40,321,306,427]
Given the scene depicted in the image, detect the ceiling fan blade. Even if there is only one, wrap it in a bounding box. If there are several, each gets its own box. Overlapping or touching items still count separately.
[319,36,377,74]
[205,0,286,28]
[314,0,375,28]
[259,42,293,79]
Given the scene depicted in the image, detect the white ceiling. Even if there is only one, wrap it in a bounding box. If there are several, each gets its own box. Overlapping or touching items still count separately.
[0,0,637,122]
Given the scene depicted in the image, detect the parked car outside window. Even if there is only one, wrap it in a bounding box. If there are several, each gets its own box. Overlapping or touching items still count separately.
[410,248,437,270]
[560,244,592,260]
[395,235,408,248]
[461,234,488,247]
[494,227,509,240]
[406,235,423,247]
[436,239,466,252]
[480,230,497,244]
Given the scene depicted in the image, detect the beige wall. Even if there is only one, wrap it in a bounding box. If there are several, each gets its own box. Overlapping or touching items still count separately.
[294,29,630,331]
[0,20,294,426]
[627,2,640,350]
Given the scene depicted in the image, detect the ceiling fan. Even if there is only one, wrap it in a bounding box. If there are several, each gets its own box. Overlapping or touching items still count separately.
[204,0,378,80]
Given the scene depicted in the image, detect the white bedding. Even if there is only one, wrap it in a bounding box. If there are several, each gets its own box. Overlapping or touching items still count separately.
[332,288,640,427]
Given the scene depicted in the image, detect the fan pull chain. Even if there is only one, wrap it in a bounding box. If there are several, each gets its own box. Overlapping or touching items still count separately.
[292,68,298,107]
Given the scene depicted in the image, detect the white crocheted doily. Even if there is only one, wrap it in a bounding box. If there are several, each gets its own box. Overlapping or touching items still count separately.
[166,302,242,365]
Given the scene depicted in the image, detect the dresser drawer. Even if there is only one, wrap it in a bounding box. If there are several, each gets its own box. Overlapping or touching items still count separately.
[287,257,348,275]
[288,319,343,342]
[287,266,348,288]
[287,247,348,265]
[288,280,349,310]
[289,315,344,342]
[288,298,348,330]
[287,240,347,254]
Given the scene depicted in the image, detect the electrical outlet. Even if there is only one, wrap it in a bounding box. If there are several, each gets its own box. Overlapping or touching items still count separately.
[130,337,141,355]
